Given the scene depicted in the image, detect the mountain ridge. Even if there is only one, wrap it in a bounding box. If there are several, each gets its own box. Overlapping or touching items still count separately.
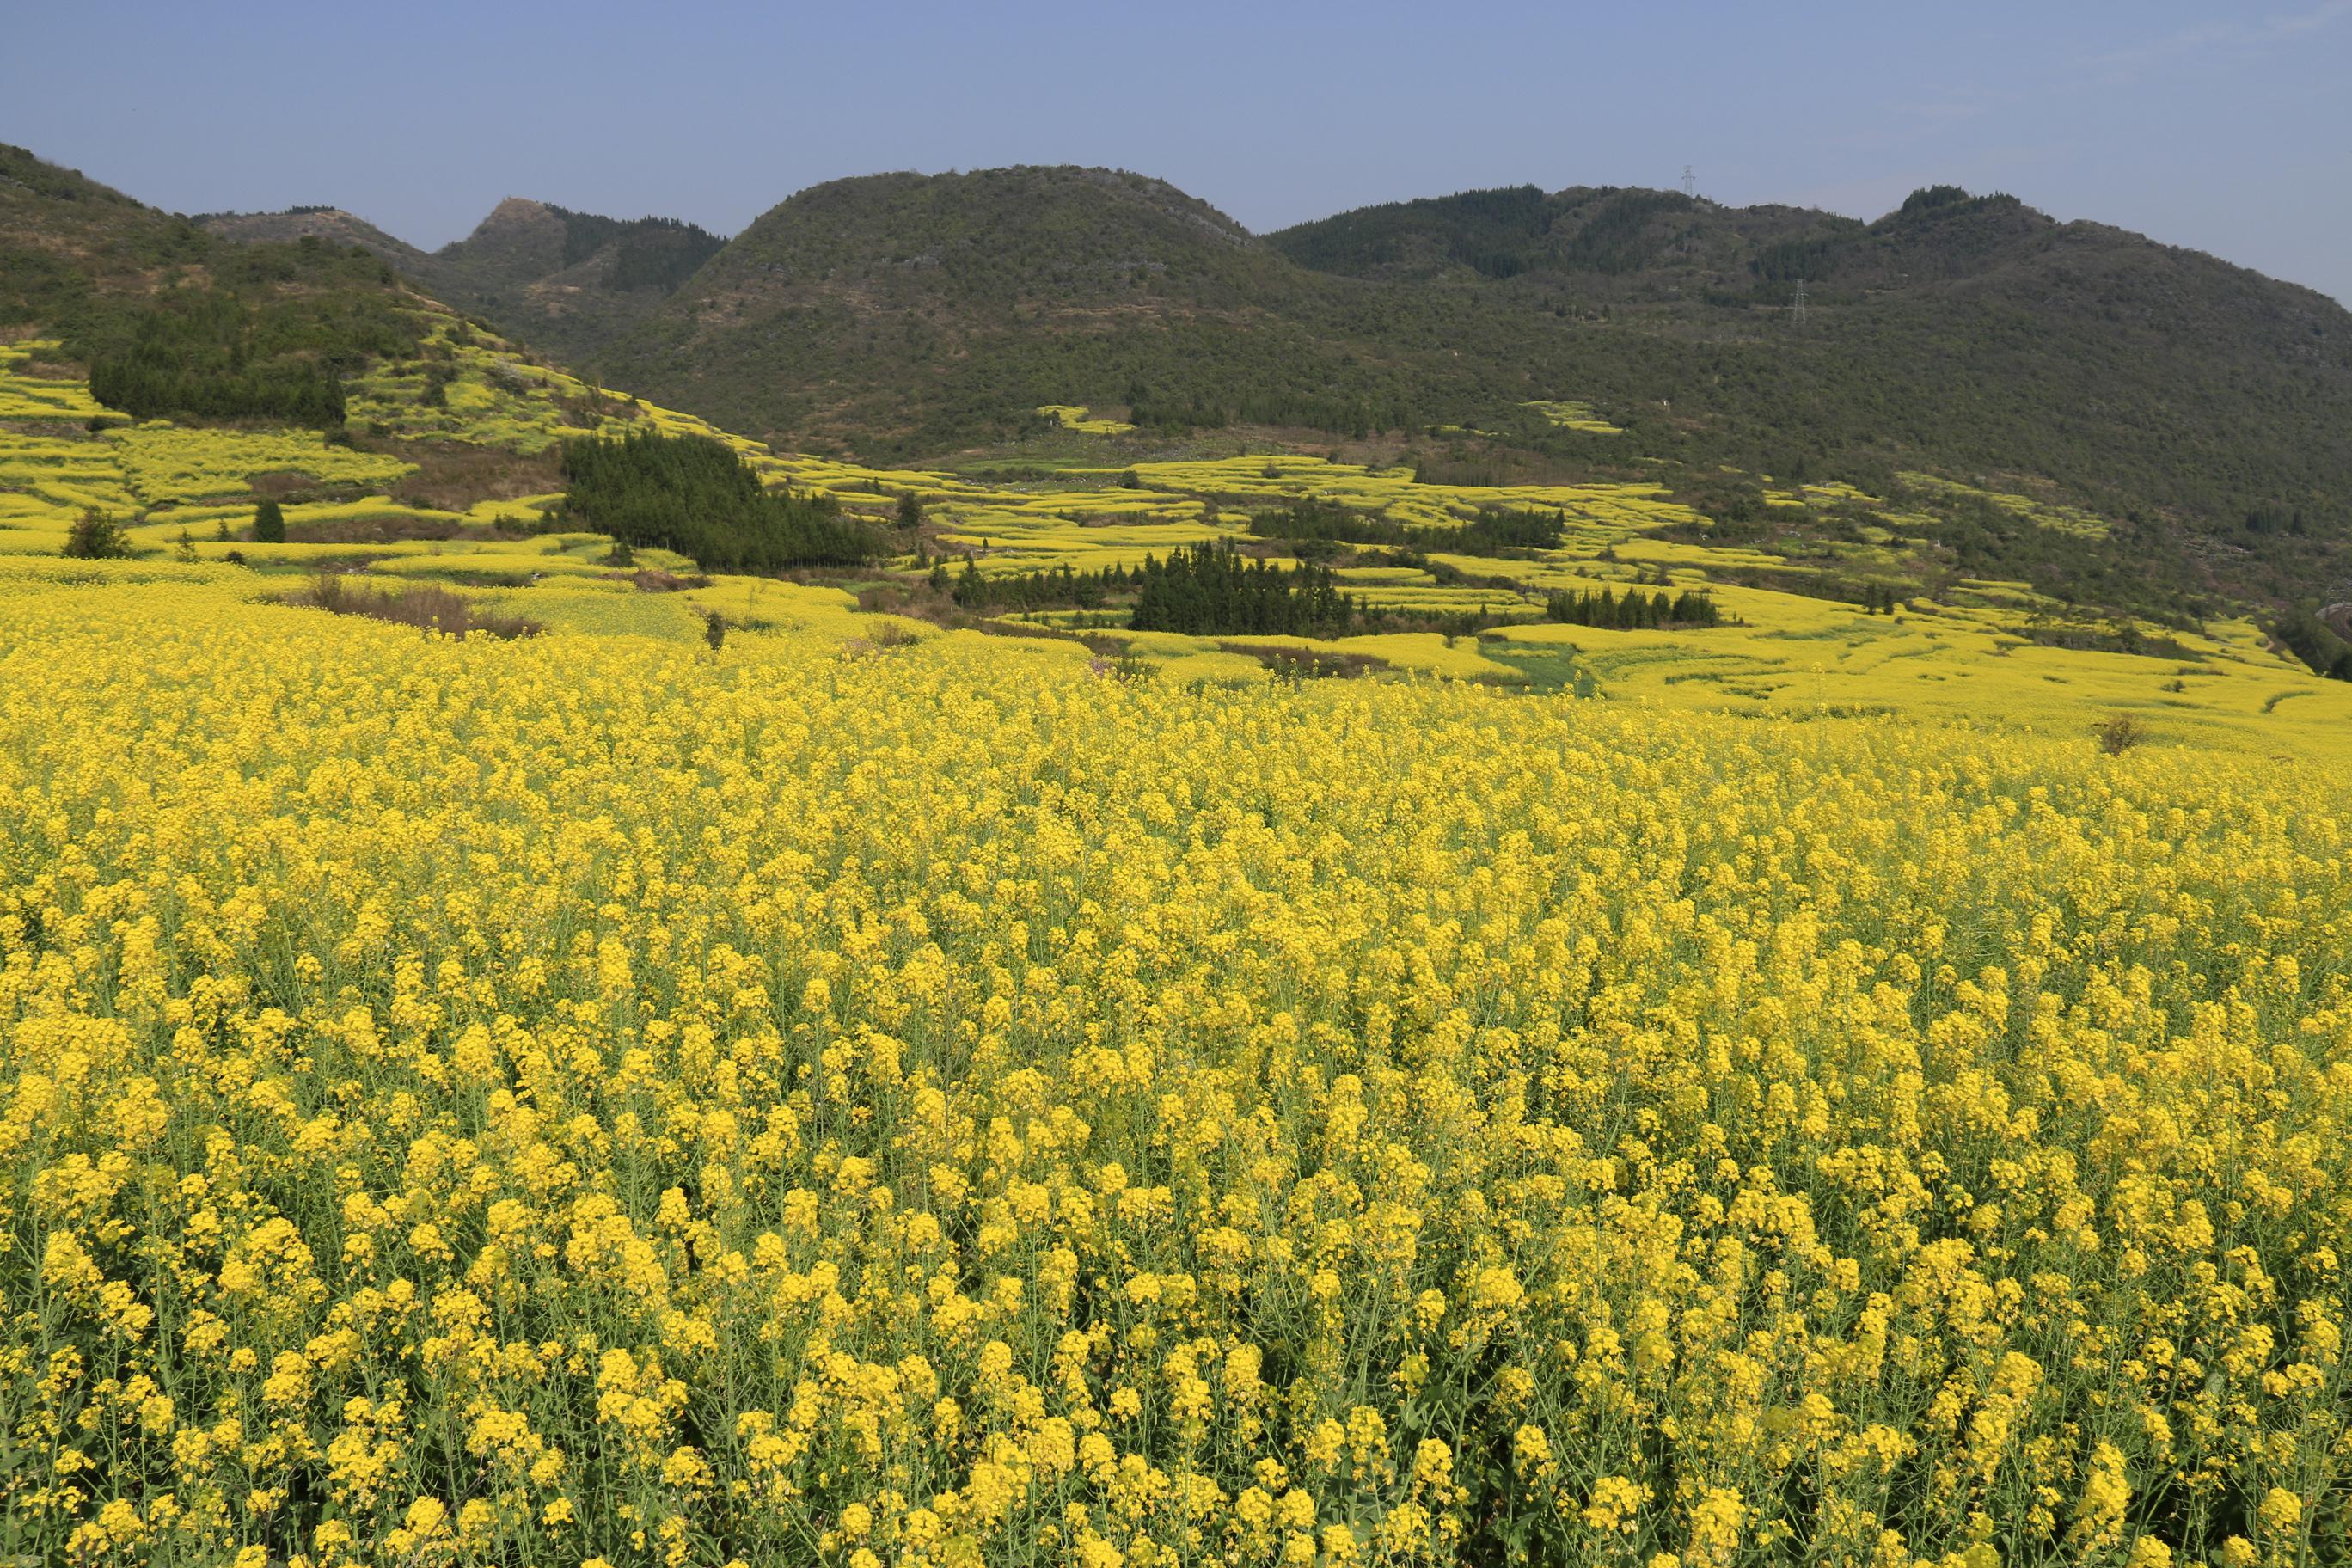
[194,193,729,375]
[590,169,2352,585]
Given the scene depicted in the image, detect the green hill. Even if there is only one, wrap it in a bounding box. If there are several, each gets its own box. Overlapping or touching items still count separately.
[189,204,431,266]
[197,197,726,375]
[602,166,1470,457]
[1263,183,2352,598]
[555,168,2350,607]
[3,145,426,426]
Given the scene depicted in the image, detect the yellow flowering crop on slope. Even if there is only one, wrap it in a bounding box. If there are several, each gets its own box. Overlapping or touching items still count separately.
[1898,471,2113,539]
[1520,399,1624,435]
[106,424,416,506]
[0,339,106,420]
[1038,405,1140,436]
[3,569,2346,1566]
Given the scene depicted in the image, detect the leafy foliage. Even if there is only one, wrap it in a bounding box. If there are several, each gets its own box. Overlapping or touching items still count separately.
[2272,605,2352,680]
[1246,501,1563,559]
[1246,501,1407,550]
[76,266,411,426]
[950,558,1123,615]
[548,206,728,293]
[1450,505,1565,553]
[3,148,423,427]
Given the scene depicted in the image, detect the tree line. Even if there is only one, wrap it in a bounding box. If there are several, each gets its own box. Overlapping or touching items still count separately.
[72,243,419,427]
[945,544,1363,638]
[1130,543,1356,636]
[1545,585,1719,628]
[946,559,1123,614]
[1249,501,1565,557]
[554,431,884,572]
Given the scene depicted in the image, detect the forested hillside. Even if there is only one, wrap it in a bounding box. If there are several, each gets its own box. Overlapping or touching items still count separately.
[174,156,2352,611]
[198,196,726,374]
[3,145,425,426]
[581,168,2352,609]
[20,138,2352,631]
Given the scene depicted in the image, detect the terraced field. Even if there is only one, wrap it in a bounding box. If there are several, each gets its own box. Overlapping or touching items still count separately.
[4,320,2344,756]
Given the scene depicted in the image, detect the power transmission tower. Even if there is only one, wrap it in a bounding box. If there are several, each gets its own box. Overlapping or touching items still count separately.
[1681,164,1696,200]
[1792,278,1808,328]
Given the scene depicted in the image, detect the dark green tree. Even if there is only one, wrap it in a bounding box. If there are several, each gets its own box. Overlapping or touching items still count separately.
[557,431,883,572]
[254,499,288,543]
[64,510,132,560]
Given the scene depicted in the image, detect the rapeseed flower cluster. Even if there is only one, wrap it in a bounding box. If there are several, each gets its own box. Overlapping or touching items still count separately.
[1,575,2347,1565]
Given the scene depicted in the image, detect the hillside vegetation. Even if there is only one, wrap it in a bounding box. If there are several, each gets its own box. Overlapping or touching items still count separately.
[199,197,727,375]
[583,168,2346,608]
[1266,181,2352,593]
[10,138,2352,682]
[9,143,2352,701]
[3,147,426,426]
[178,160,2352,617]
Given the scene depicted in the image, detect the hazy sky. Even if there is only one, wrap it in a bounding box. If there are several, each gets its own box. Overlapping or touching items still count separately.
[10,0,2349,303]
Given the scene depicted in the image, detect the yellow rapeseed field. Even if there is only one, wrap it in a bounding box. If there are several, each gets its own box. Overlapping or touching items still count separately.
[3,558,2349,1568]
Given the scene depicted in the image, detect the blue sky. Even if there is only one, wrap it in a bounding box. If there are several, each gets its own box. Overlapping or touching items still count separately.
[10,0,2349,302]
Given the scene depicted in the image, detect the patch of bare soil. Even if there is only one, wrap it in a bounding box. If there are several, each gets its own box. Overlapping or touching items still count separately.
[358,435,564,511]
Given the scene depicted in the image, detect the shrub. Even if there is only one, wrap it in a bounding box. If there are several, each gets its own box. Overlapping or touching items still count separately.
[2096,714,2147,755]
[63,509,132,560]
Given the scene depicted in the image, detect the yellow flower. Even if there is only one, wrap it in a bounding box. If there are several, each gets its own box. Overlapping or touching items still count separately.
[3,536,2349,1567]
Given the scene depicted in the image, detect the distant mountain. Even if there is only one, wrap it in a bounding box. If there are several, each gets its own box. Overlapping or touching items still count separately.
[196,197,726,373]
[601,166,1458,455]
[1267,181,1826,283]
[193,205,429,265]
[1263,181,2352,583]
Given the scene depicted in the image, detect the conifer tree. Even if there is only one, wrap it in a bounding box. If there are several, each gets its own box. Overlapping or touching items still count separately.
[63,510,132,560]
